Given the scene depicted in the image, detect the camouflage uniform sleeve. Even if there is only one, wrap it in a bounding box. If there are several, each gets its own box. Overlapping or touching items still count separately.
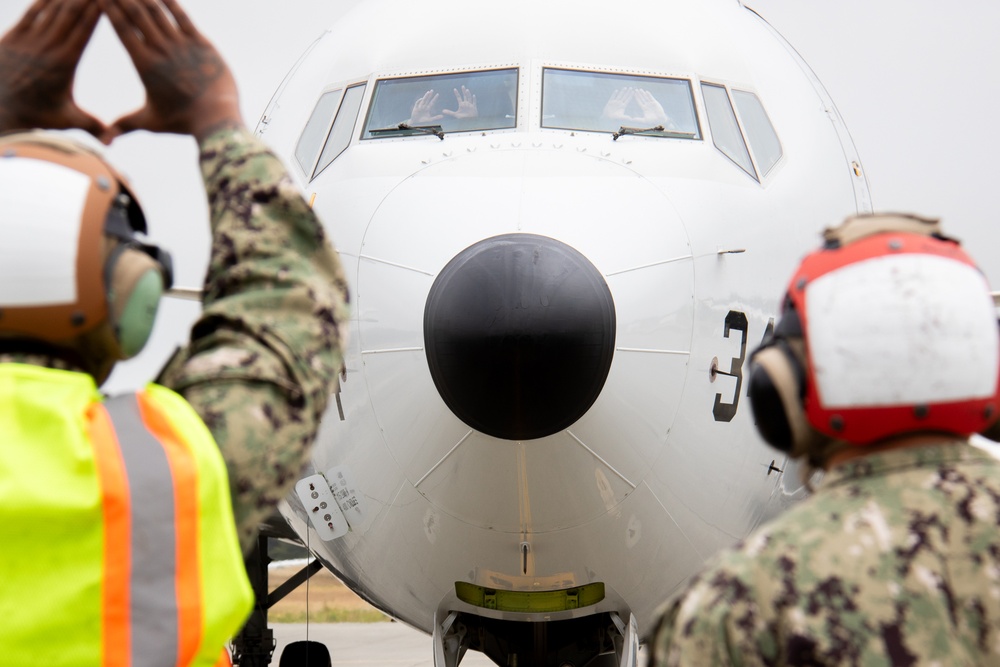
[158,126,350,553]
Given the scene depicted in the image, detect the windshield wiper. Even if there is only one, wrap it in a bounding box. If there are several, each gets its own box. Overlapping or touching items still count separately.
[612,125,664,141]
[369,123,445,140]
[612,125,698,141]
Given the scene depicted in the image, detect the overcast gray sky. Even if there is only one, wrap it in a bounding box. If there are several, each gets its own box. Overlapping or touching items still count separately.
[0,1,996,391]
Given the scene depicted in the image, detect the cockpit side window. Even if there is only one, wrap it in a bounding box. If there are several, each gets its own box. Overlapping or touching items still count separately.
[732,90,782,177]
[701,83,755,179]
[295,89,342,176]
[541,69,700,139]
[362,69,518,138]
[312,84,367,180]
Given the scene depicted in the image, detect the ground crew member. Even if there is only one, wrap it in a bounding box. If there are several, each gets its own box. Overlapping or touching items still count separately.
[0,0,349,664]
[648,213,1000,666]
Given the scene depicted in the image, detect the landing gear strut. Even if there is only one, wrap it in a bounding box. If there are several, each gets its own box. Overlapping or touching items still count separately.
[231,532,325,666]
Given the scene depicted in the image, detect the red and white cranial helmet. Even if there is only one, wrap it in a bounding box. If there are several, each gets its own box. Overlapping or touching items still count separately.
[750,213,1000,451]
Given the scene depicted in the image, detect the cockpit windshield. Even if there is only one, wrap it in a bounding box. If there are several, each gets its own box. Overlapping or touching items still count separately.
[542,69,700,139]
[363,69,518,139]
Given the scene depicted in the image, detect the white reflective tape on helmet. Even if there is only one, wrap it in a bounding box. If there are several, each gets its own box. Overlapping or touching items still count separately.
[806,253,999,408]
[0,158,89,306]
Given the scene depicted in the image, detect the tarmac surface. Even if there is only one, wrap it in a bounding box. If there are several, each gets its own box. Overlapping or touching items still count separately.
[271,622,649,665]
[272,623,493,665]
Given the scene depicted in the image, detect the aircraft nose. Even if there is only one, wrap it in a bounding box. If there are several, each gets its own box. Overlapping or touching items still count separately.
[424,233,616,441]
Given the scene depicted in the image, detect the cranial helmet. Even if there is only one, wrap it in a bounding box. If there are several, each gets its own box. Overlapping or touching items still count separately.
[0,131,173,381]
[748,213,1000,458]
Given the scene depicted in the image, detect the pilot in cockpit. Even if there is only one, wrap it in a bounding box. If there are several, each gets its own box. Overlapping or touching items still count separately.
[542,73,682,135]
[407,86,479,125]
[402,81,514,131]
[601,87,677,130]
[365,70,518,137]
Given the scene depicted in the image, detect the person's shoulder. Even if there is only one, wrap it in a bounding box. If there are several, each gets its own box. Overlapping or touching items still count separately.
[740,490,848,547]
[675,513,808,601]
[653,532,787,664]
[676,490,857,595]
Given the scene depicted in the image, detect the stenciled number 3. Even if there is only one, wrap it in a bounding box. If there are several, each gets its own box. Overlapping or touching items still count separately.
[713,310,773,422]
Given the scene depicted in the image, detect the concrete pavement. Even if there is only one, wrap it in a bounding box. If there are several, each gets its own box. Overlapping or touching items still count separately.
[272,622,494,666]
[271,622,649,666]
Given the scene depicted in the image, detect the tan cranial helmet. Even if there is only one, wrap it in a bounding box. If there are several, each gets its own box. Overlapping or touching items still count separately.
[0,131,173,382]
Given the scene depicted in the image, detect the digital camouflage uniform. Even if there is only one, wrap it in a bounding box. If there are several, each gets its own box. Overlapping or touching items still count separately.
[159,127,349,551]
[648,441,1000,667]
[1,127,349,553]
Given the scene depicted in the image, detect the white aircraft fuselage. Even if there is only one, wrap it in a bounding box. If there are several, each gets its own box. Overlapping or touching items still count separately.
[257,1,870,664]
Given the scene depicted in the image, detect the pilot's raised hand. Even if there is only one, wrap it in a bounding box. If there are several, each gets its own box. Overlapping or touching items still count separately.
[0,0,105,137]
[602,87,670,127]
[602,87,636,123]
[632,88,670,126]
[98,0,243,143]
[441,86,478,120]
[409,90,444,124]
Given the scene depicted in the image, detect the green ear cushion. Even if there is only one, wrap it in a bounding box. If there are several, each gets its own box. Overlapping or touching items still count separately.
[117,269,164,358]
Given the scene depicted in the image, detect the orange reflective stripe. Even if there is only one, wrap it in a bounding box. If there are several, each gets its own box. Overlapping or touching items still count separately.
[214,648,233,667]
[106,394,179,665]
[86,403,131,667]
[137,391,203,665]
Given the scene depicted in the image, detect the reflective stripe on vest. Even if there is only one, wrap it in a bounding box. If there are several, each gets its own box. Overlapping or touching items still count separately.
[0,365,252,666]
[103,394,188,666]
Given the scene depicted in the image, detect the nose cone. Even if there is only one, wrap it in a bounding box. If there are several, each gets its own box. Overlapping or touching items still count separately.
[424,234,616,440]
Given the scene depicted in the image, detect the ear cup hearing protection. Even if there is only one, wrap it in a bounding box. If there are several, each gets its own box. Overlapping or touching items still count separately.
[104,244,166,358]
[747,306,829,456]
[748,340,821,456]
[102,193,173,360]
[748,343,803,453]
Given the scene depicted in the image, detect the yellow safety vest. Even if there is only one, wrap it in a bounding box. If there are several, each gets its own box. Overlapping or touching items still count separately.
[0,363,253,666]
